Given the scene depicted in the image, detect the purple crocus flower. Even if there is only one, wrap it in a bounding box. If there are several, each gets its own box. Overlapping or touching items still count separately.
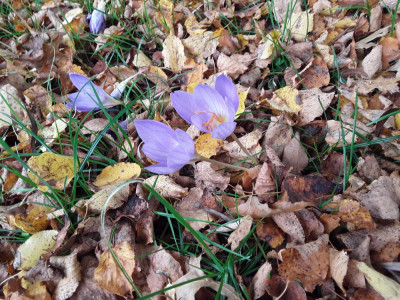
[171,74,239,139]
[135,120,195,174]
[67,73,121,111]
[89,0,106,34]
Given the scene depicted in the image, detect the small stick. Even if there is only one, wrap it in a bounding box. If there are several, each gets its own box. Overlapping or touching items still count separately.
[194,153,248,171]
[230,132,259,165]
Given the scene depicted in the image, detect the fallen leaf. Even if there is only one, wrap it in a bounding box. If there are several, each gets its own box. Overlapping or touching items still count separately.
[329,249,348,293]
[236,196,272,219]
[334,199,376,229]
[251,261,272,299]
[355,260,400,300]
[14,230,58,270]
[94,241,136,297]
[379,37,400,70]
[262,115,293,157]
[298,56,330,89]
[12,204,49,234]
[362,45,382,78]
[165,256,240,300]
[93,162,141,187]
[256,218,285,248]
[298,89,335,125]
[285,12,314,42]
[228,216,253,250]
[27,152,80,191]
[272,210,305,244]
[194,162,230,191]
[145,175,188,198]
[217,53,252,79]
[182,31,219,62]
[282,132,308,174]
[278,235,329,292]
[162,34,186,73]
[254,163,277,202]
[0,84,26,129]
[222,130,263,161]
[50,251,81,300]
[195,133,223,158]
[325,120,354,146]
[268,86,301,113]
[78,183,130,213]
[236,88,249,116]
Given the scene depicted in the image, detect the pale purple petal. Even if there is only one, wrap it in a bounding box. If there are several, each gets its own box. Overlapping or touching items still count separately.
[167,143,191,172]
[211,121,236,139]
[90,10,106,34]
[174,129,195,159]
[215,74,239,112]
[170,91,197,124]
[69,74,92,90]
[190,112,213,133]
[145,163,177,175]
[67,92,100,111]
[134,120,177,146]
[142,143,168,163]
[193,84,228,117]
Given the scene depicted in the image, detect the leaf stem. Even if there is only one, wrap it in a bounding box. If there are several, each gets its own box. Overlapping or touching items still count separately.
[230,133,259,165]
[195,153,248,171]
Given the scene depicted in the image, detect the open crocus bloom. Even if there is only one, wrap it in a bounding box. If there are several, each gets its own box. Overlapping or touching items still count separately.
[67,73,121,111]
[89,0,106,34]
[171,74,239,139]
[135,120,195,174]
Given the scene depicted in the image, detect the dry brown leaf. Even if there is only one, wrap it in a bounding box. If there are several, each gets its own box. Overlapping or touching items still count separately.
[23,85,51,118]
[254,163,276,202]
[298,89,335,125]
[165,256,240,300]
[175,187,214,231]
[369,5,382,32]
[299,57,330,89]
[50,251,81,300]
[147,249,184,297]
[11,204,49,234]
[236,196,272,219]
[380,37,400,70]
[272,211,305,244]
[346,77,400,95]
[80,119,109,135]
[262,115,293,157]
[282,132,308,174]
[362,45,382,78]
[325,120,354,146]
[222,130,262,160]
[228,216,253,250]
[335,199,376,229]
[94,241,136,297]
[162,34,186,73]
[256,219,285,248]
[144,175,188,198]
[217,53,252,79]
[329,248,349,293]
[251,261,272,299]
[278,234,330,292]
[319,213,341,233]
[182,31,219,62]
[356,176,399,220]
[194,162,230,191]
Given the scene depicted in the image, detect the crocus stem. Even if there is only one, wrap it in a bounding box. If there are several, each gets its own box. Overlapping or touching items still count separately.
[194,153,248,171]
[230,133,259,165]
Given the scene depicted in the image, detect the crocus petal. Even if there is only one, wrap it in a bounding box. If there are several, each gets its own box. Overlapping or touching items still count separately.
[69,74,92,90]
[193,85,228,117]
[174,129,195,160]
[145,163,177,175]
[167,143,191,172]
[190,112,213,133]
[134,120,177,146]
[170,91,197,124]
[211,121,236,139]
[89,10,106,34]
[142,143,168,163]
[215,74,239,113]
[67,92,100,111]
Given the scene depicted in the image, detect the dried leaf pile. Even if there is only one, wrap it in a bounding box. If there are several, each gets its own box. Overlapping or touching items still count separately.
[1,0,400,299]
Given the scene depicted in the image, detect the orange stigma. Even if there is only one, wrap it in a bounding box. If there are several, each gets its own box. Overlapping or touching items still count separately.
[201,112,225,131]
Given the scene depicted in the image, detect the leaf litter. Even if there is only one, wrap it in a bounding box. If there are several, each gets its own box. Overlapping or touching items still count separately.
[0,0,400,299]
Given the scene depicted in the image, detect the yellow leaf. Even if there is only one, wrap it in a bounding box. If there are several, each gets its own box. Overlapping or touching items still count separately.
[334,18,357,29]
[94,241,136,297]
[284,12,314,41]
[195,133,223,158]
[395,113,400,130]
[236,88,249,117]
[13,205,49,234]
[93,162,141,187]
[77,183,130,213]
[355,260,400,299]
[259,31,280,59]
[185,15,206,36]
[21,279,51,300]
[187,82,199,93]
[268,86,301,113]
[27,152,80,191]
[15,230,58,270]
